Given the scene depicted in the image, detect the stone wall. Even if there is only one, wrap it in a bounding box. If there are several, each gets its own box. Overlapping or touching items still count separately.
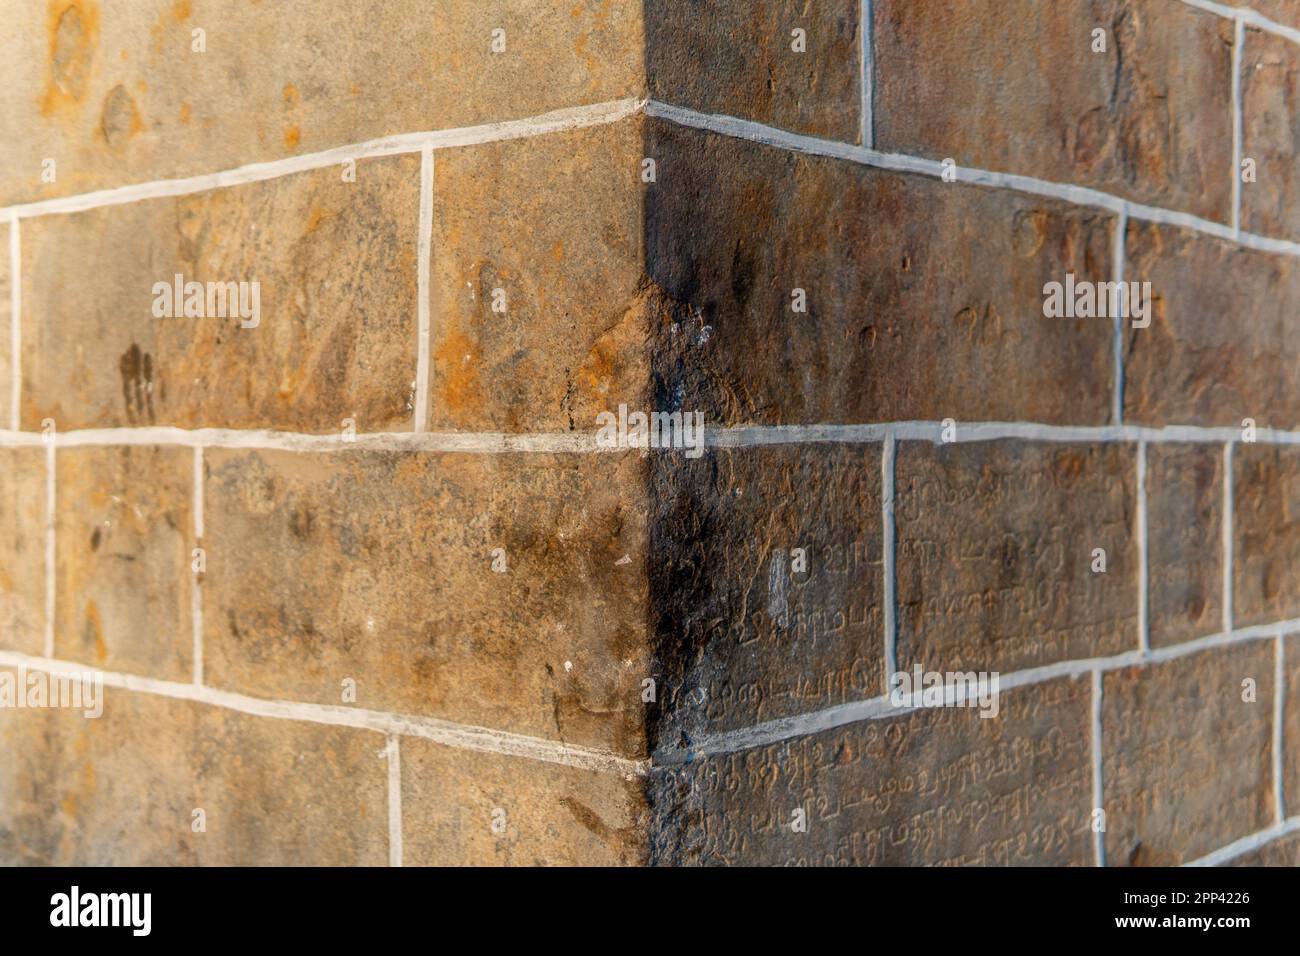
[1,0,1299,866]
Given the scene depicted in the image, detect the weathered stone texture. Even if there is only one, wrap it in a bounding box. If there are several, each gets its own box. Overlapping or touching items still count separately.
[1102,644,1275,866]
[0,448,45,656]
[55,446,192,680]
[1286,633,1300,816]
[645,0,861,141]
[646,119,1116,427]
[647,443,883,746]
[1123,220,1300,428]
[1242,28,1300,238]
[429,119,647,432]
[401,741,647,866]
[0,0,643,206]
[874,0,1235,222]
[20,156,420,433]
[1233,446,1300,628]
[0,686,388,865]
[895,441,1137,675]
[1146,444,1223,647]
[202,447,649,756]
[650,678,1093,866]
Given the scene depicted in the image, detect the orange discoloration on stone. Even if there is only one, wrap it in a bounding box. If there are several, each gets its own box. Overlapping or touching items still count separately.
[40,1,101,118]
[284,125,300,149]
[435,320,482,414]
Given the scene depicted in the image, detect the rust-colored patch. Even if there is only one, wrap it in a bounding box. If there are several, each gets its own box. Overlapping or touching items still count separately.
[40,1,101,117]
[83,599,107,663]
[179,101,192,124]
[170,0,191,21]
[434,321,482,414]
[99,84,143,150]
[284,125,301,149]
[282,83,299,107]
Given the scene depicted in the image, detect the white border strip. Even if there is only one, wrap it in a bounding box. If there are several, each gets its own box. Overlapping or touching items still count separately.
[1181,0,1300,46]
[1091,670,1106,868]
[860,0,875,149]
[645,101,1300,259]
[0,99,645,222]
[8,420,1300,452]
[1231,15,1246,237]
[0,649,647,776]
[414,147,434,433]
[1186,816,1300,866]
[386,734,403,868]
[1275,635,1287,822]
[654,618,1300,761]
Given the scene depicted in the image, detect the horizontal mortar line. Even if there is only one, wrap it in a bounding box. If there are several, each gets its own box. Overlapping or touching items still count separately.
[651,618,1300,764]
[0,649,648,777]
[0,98,645,222]
[1,421,1299,452]
[1184,815,1300,866]
[1181,0,1300,45]
[646,101,1300,260]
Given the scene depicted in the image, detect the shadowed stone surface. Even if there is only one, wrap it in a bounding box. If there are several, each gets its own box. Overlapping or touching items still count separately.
[646,0,861,141]
[0,448,45,656]
[0,685,387,865]
[1102,644,1274,866]
[874,0,1234,223]
[202,447,649,756]
[645,119,1117,427]
[1227,831,1300,865]
[647,443,883,747]
[896,441,1137,675]
[0,0,644,206]
[650,678,1093,866]
[20,155,419,433]
[1146,444,1223,648]
[55,446,192,680]
[1233,446,1300,627]
[402,740,647,866]
[1287,633,1300,815]
[1123,220,1300,428]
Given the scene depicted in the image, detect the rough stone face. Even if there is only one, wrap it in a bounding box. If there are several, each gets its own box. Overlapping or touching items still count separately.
[1102,644,1275,866]
[429,119,647,432]
[0,448,45,656]
[650,677,1094,866]
[896,441,1137,675]
[647,443,883,746]
[0,686,388,865]
[1123,219,1300,428]
[0,0,644,206]
[645,0,861,141]
[873,0,1235,223]
[1242,27,1300,239]
[19,155,419,433]
[55,446,192,680]
[202,447,649,756]
[646,119,1117,427]
[1233,446,1300,628]
[401,740,647,866]
[1145,444,1223,647]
